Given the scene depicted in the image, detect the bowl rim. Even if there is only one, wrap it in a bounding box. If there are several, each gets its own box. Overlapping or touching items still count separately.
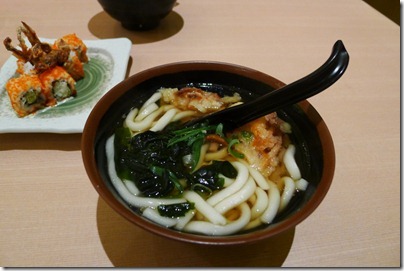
[81,60,335,245]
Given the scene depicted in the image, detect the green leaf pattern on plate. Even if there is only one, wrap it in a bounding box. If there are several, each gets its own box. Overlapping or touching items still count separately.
[37,52,113,118]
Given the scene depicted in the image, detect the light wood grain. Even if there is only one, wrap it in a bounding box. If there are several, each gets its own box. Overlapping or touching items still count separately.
[0,0,399,267]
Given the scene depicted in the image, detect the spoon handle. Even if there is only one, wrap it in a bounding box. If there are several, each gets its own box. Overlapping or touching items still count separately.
[197,40,349,130]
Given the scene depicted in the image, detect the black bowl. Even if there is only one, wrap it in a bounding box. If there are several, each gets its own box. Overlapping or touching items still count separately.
[97,0,177,31]
[82,61,335,245]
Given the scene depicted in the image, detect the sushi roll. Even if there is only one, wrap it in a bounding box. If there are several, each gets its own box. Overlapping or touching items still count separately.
[58,33,88,63]
[53,33,88,80]
[5,74,46,117]
[39,66,76,105]
[62,54,85,81]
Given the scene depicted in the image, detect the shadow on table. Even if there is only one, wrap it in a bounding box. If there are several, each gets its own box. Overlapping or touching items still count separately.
[96,197,295,267]
[88,11,184,45]
[0,133,82,151]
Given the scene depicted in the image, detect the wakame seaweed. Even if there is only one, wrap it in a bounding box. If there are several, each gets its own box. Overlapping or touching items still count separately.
[189,161,237,191]
[114,128,189,197]
[113,126,237,198]
[157,202,195,218]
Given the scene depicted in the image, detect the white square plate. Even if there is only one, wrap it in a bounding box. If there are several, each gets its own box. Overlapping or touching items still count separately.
[0,37,131,133]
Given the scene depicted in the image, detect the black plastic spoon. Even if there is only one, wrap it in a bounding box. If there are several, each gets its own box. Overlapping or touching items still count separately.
[185,40,349,131]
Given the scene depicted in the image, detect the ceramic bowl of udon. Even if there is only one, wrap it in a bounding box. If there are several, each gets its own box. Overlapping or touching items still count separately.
[81,61,335,245]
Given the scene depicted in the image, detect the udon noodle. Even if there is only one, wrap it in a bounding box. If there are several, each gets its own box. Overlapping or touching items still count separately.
[106,87,309,235]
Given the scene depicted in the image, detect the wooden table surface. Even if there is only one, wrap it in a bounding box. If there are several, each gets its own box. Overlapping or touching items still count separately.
[0,0,400,267]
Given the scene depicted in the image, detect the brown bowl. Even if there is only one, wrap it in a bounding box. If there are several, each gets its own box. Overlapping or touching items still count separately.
[81,61,335,245]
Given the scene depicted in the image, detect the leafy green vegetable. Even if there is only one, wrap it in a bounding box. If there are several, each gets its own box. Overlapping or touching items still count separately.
[114,129,188,197]
[157,202,195,218]
[189,165,224,191]
[167,169,184,194]
[114,127,132,148]
[227,138,245,159]
[241,130,254,142]
[209,160,238,178]
[167,122,216,146]
[215,123,224,137]
[168,122,218,170]
[189,161,236,193]
[189,136,204,170]
[114,127,135,180]
[191,183,213,198]
[113,122,240,199]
